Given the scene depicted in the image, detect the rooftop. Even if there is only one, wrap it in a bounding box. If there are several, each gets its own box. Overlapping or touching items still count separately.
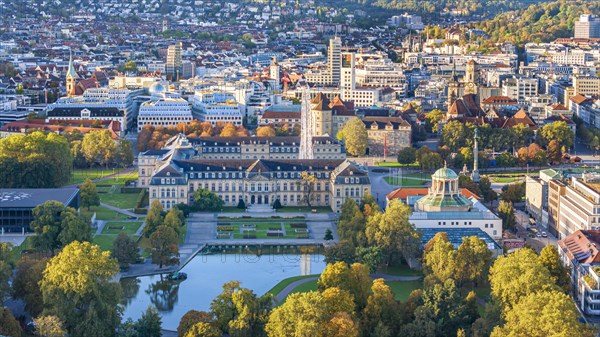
[0,188,79,208]
[420,228,501,250]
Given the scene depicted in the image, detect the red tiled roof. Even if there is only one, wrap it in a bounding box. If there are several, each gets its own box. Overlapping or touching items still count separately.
[501,109,538,129]
[481,96,517,105]
[570,94,589,105]
[558,230,600,265]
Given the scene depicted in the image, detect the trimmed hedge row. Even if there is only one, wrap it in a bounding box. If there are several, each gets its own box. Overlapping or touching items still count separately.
[135,189,148,209]
[121,187,143,194]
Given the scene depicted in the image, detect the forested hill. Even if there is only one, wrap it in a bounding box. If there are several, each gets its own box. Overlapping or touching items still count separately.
[325,0,552,18]
[468,0,600,47]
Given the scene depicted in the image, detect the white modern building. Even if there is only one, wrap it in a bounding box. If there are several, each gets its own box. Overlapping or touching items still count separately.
[501,76,539,103]
[137,83,193,131]
[190,91,243,126]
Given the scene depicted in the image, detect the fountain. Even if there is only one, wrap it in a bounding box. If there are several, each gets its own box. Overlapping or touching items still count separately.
[298,81,314,160]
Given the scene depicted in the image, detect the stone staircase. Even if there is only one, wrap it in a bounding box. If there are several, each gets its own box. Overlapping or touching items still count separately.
[247,204,275,213]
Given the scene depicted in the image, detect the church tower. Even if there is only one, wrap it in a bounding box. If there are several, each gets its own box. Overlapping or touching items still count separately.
[269,57,280,90]
[66,49,77,97]
[447,60,459,108]
[464,60,479,96]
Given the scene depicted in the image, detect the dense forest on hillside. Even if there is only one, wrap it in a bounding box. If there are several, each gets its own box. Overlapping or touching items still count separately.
[469,0,600,47]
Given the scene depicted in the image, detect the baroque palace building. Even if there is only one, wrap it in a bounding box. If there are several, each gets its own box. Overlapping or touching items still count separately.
[139,134,370,212]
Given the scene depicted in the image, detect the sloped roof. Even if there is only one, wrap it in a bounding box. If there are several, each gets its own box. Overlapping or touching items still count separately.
[558,230,600,265]
[310,93,331,111]
[501,109,537,129]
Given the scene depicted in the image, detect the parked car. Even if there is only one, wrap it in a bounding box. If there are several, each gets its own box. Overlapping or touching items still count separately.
[536,232,542,238]
[541,232,548,238]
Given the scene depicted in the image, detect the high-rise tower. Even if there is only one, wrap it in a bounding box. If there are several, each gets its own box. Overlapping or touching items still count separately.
[166,42,182,81]
[329,37,342,86]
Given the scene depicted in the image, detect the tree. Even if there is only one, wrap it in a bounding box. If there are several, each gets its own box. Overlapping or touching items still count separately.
[150,225,179,268]
[442,121,470,151]
[497,200,516,231]
[137,306,162,337]
[397,147,417,165]
[365,200,421,263]
[423,233,456,288]
[209,281,272,336]
[144,200,164,237]
[324,240,356,266]
[31,200,66,253]
[539,121,574,150]
[341,117,368,156]
[362,278,400,336]
[192,188,224,211]
[491,291,596,337]
[538,245,571,293]
[178,310,214,337]
[81,130,117,167]
[337,198,367,247]
[40,241,121,337]
[34,315,67,337]
[237,198,246,209]
[58,207,92,246]
[219,123,238,137]
[114,138,135,168]
[0,307,22,337]
[455,236,493,287]
[13,256,48,316]
[424,109,445,133]
[185,322,222,337]
[80,179,100,210]
[510,123,534,150]
[112,233,140,269]
[324,229,334,240]
[256,126,277,137]
[318,262,372,309]
[419,152,444,171]
[495,152,516,167]
[489,248,560,309]
[297,171,317,207]
[547,139,562,164]
[500,183,525,203]
[265,289,356,337]
[272,199,282,209]
[164,207,184,236]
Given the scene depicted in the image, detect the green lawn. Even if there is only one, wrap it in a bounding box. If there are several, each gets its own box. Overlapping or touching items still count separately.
[219,221,304,239]
[277,206,332,213]
[289,279,318,295]
[101,221,143,235]
[376,162,419,168]
[382,264,423,277]
[100,171,138,186]
[68,169,115,185]
[385,280,423,301]
[100,191,140,209]
[93,234,140,252]
[81,206,131,221]
[489,176,523,183]
[267,274,320,296]
[384,176,428,187]
[4,236,33,264]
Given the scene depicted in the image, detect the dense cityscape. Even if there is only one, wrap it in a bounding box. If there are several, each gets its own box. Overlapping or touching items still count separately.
[1,0,600,336]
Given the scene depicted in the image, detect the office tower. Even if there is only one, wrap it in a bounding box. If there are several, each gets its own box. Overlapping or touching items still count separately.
[329,37,342,86]
[574,14,600,39]
[166,42,182,81]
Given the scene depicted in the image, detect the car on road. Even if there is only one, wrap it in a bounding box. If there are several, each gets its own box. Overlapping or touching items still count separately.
[536,232,542,238]
[541,232,548,238]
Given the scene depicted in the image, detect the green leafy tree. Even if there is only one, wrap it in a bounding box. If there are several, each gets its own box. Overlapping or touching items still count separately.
[424,109,445,133]
[324,229,334,241]
[442,121,470,152]
[539,121,574,150]
[419,152,444,171]
[489,248,560,309]
[178,310,214,337]
[365,199,421,263]
[150,225,179,268]
[164,207,184,236]
[362,278,400,336]
[185,322,222,337]
[144,199,164,237]
[112,233,140,269]
[31,200,66,253]
[136,306,162,337]
[114,138,135,168]
[272,199,282,209]
[456,236,493,287]
[423,233,457,288]
[40,241,121,337]
[355,246,384,273]
[397,147,417,165]
[500,183,525,203]
[538,245,571,293]
[12,256,48,316]
[547,139,562,164]
[192,188,224,211]
[341,117,368,156]
[80,179,100,210]
[237,198,246,209]
[34,315,67,337]
[318,262,372,309]
[297,171,318,207]
[256,126,277,137]
[491,291,596,337]
[497,200,516,231]
[0,307,23,337]
[81,130,117,167]
[58,207,92,246]
[337,198,367,247]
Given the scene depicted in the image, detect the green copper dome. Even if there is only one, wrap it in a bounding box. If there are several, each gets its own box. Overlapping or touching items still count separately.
[432,167,458,180]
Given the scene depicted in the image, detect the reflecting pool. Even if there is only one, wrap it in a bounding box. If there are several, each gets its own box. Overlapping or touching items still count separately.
[120,246,326,330]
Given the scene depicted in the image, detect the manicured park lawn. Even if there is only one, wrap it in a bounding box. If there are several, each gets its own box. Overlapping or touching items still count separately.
[101,221,144,235]
[376,162,419,168]
[81,206,131,221]
[385,280,423,301]
[100,191,140,209]
[289,279,318,295]
[267,274,320,296]
[68,169,115,185]
[384,176,427,187]
[488,176,523,183]
[382,264,423,277]
[100,171,138,186]
[93,234,140,252]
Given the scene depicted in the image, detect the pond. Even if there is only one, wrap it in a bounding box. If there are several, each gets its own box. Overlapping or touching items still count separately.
[120,246,327,330]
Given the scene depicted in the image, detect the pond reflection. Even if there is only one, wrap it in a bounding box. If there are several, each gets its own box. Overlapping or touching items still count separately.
[120,246,326,330]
